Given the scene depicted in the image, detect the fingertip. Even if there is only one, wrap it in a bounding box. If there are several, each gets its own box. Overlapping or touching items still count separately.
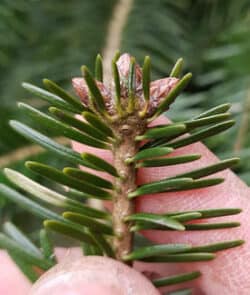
[30,256,159,295]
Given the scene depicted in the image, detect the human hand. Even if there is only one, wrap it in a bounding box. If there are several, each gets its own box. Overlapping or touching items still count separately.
[1,116,249,295]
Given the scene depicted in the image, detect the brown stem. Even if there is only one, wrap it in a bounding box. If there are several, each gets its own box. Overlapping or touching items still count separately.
[112,117,146,261]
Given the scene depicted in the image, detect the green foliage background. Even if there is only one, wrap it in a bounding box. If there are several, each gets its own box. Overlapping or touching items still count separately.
[1,0,250,232]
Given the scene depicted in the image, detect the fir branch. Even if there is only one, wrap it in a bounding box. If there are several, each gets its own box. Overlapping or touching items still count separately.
[0,53,244,294]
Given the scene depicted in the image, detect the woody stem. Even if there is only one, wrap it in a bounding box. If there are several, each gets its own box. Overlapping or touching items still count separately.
[112,117,146,262]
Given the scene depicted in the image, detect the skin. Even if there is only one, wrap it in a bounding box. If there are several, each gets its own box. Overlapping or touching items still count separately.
[1,116,249,294]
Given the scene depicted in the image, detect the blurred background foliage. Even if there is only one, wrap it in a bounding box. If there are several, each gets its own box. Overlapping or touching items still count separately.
[0,0,250,233]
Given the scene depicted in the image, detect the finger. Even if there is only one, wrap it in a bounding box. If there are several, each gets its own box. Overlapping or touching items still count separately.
[134,117,250,294]
[73,115,249,243]
[30,255,159,295]
[0,250,31,295]
[136,117,249,244]
[73,116,250,294]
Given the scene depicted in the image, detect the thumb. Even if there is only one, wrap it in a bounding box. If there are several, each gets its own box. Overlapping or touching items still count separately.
[29,255,159,295]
